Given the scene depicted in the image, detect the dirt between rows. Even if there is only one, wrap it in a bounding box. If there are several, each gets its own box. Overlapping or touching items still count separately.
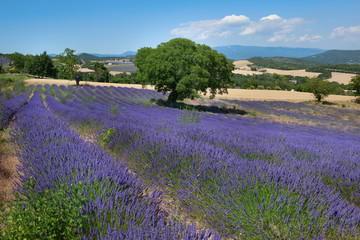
[0,129,19,203]
[26,78,355,103]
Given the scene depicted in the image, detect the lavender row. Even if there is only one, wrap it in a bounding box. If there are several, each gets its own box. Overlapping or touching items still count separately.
[6,90,220,239]
[45,86,360,239]
[222,99,360,133]
[0,90,29,129]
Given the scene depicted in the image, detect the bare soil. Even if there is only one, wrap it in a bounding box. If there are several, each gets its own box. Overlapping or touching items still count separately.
[0,129,19,203]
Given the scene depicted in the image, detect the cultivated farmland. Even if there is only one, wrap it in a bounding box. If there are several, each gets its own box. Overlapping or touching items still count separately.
[1,84,360,239]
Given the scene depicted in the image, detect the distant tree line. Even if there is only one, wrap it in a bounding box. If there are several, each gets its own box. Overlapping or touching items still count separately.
[233,73,347,96]
[5,49,140,86]
[248,57,360,75]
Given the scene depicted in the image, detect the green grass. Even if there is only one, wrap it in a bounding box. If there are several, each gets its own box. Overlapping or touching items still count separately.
[0,74,30,98]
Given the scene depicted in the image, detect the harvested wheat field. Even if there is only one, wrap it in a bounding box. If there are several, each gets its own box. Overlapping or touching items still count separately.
[26,78,355,103]
[216,89,354,102]
[232,60,356,84]
[232,60,321,78]
[328,72,357,85]
[25,78,156,90]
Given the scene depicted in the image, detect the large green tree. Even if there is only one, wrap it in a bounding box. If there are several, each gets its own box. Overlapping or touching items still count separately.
[56,48,79,80]
[27,51,56,78]
[134,38,235,102]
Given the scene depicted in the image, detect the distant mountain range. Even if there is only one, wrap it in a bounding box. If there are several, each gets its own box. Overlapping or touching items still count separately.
[49,51,137,58]
[213,45,326,59]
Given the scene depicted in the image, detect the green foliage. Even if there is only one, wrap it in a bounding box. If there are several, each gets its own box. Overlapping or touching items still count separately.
[0,178,87,239]
[56,48,79,80]
[135,38,235,102]
[108,103,119,115]
[302,78,335,102]
[27,51,56,78]
[111,72,140,84]
[177,107,201,123]
[249,57,360,75]
[99,127,117,149]
[349,75,360,96]
[233,73,302,90]
[248,57,322,70]
[0,74,29,94]
[349,75,360,103]
[93,62,110,82]
[7,52,26,73]
[303,49,360,64]
[306,64,360,75]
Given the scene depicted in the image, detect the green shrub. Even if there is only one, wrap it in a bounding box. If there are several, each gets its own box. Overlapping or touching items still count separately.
[0,178,87,239]
[108,103,119,115]
[99,127,117,149]
[177,107,201,123]
[275,86,282,90]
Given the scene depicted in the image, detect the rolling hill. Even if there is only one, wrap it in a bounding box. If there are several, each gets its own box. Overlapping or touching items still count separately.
[303,50,360,64]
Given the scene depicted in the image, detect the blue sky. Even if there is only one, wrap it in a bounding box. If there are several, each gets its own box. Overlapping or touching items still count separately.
[1,0,360,54]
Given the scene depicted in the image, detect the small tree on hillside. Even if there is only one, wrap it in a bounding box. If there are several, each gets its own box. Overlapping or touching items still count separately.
[303,77,334,102]
[349,75,360,103]
[135,38,235,102]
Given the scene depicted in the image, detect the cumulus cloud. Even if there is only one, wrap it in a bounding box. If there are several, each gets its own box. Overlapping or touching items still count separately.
[240,14,305,38]
[297,34,322,42]
[170,14,249,40]
[171,14,306,42]
[268,34,289,42]
[330,26,360,40]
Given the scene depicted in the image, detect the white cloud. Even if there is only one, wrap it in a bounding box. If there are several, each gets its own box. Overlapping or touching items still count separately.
[330,26,360,40]
[297,34,322,42]
[220,15,250,25]
[239,14,305,37]
[219,31,232,38]
[170,14,249,40]
[171,14,307,42]
[260,14,282,21]
[268,34,289,42]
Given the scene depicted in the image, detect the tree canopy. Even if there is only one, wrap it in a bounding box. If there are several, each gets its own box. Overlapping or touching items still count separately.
[93,62,110,83]
[302,77,335,102]
[134,38,235,102]
[349,75,360,103]
[27,51,56,78]
[349,75,360,96]
[56,48,79,80]
[8,52,26,73]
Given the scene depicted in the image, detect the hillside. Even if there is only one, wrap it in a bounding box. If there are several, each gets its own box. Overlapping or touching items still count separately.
[213,45,325,60]
[304,50,360,64]
[248,57,323,70]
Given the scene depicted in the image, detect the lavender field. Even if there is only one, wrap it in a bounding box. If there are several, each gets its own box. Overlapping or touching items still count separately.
[1,84,360,239]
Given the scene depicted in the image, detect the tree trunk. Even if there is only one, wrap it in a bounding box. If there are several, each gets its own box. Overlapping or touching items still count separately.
[167,90,178,102]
